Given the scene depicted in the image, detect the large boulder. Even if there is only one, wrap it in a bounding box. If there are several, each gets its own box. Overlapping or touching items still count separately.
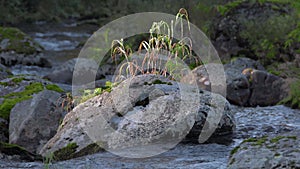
[244,69,287,106]
[9,90,64,154]
[225,57,267,106]
[188,58,287,106]
[228,131,300,169]
[40,75,235,160]
[0,27,50,67]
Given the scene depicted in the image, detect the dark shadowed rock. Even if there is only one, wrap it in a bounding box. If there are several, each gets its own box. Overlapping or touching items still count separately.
[9,90,64,154]
[0,118,8,142]
[246,69,287,106]
[0,52,51,67]
[40,75,235,160]
[186,58,287,106]
[43,58,108,84]
[224,57,265,106]
[0,64,11,80]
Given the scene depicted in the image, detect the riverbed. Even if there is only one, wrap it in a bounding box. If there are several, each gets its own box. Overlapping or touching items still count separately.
[1,22,300,169]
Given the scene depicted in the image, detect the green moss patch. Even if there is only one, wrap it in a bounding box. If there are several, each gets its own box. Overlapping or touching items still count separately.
[144,79,173,86]
[0,142,42,161]
[230,146,240,156]
[0,82,9,86]
[0,27,42,54]
[77,81,114,104]
[53,142,78,161]
[0,82,44,120]
[46,84,64,93]
[270,136,286,143]
[52,142,104,161]
[279,80,300,109]
[216,0,244,16]
[242,136,268,146]
[11,77,25,84]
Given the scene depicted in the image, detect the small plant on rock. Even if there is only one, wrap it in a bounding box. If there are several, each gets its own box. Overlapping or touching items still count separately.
[111,8,200,81]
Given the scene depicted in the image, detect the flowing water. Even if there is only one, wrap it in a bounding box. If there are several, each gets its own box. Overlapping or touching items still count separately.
[1,22,300,169]
[10,21,98,77]
[1,105,299,169]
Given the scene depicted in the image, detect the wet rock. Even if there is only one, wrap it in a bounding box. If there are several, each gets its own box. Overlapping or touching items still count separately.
[0,118,8,142]
[9,90,64,154]
[231,105,300,139]
[228,131,300,169]
[0,27,50,67]
[0,51,51,67]
[0,63,12,80]
[40,75,235,160]
[44,58,107,84]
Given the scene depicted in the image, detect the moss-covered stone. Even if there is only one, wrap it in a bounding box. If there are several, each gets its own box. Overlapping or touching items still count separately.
[230,146,240,155]
[11,77,25,84]
[0,27,42,54]
[270,136,286,143]
[45,84,64,93]
[52,142,104,161]
[279,80,300,109]
[0,82,44,120]
[0,142,42,161]
[0,81,9,86]
[144,79,173,85]
[53,142,78,161]
[242,136,268,146]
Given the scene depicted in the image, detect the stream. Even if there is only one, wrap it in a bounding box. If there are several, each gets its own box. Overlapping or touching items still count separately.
[1,105,299,169]
[1,22,300,169]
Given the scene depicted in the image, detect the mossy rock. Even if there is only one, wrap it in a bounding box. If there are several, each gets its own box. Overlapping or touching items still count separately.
[0,142,42,161]
[228,134,299,168]
[279,80,300,109]
[51,142,104,161]
[45,84,64,93]
[0,80,65,120]
[0,27,42,54]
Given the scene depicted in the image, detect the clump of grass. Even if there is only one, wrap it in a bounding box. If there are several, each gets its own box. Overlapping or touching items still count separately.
[78,81,114,103]
[111,8,199,82]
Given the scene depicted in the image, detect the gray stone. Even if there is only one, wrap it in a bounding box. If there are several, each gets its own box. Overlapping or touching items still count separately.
[40,75,235,159]
[0,52,51,67]
[228,131,300,169]
[9,90,63,154]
